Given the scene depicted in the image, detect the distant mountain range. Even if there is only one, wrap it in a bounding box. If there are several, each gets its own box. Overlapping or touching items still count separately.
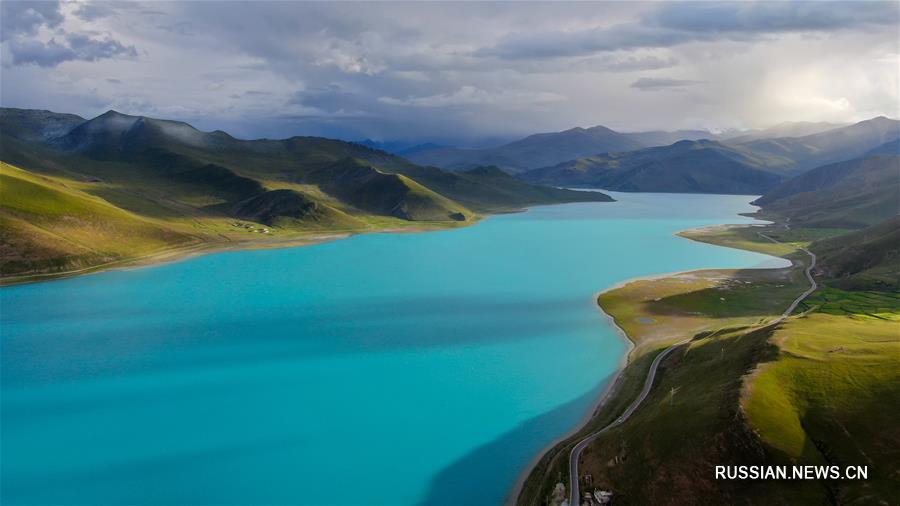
[730,117,898,174]
[514,117,898,194]
[520,139,789,194]
[405,126,646,173]
[0,108,609,278]
[403,118,897,179]
[720,121,847,144]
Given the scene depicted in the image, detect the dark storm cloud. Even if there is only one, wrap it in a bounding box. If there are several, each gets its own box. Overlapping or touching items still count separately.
[2,0,136,66]
[7,33,136,67]
[481,1,900,60]
[648,1,900,34]
[0,1,64,41]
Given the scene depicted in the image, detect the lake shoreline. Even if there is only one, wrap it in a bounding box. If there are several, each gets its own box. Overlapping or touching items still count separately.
[0,220,479,287]
[3,193,786,505]
[509,216,793,505]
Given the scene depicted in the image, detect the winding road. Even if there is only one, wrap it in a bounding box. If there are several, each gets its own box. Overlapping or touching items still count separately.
[567,233,817,506]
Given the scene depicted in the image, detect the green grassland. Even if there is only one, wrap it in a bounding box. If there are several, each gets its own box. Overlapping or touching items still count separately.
[519,222,899,505]
[599,269,805,352]
[680,224,849,257]
[744,289,900,503]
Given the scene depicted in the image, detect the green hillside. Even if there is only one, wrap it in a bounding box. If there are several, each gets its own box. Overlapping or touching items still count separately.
[1,107,611,280]
[520,139,786,194]
[810,217,900,290]
[753,153,899,228]
[0,162,197,276]
[231,189,367,229]
[307,158,471,221]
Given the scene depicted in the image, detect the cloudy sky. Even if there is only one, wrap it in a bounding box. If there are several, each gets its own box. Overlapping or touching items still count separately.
[1,1,898,145]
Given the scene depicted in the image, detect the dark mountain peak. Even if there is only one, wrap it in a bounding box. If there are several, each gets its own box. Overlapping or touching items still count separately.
[98,109,133,119]
[842,115,898,130]
[584,125,617,134]
[667,138,720,151]
[85,110,141,130]
[555,125,617,136]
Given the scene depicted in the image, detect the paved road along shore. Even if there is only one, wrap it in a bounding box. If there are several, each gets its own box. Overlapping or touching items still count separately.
[567,234,817,505]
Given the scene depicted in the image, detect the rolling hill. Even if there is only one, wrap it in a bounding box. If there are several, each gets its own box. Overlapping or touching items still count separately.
[752,150,900,228]
[231,190,367,229]
[0,161,197,276]
[306,157,471,221]
[0,107,611,279]
[520,139,787,194]
[810,216,900,290]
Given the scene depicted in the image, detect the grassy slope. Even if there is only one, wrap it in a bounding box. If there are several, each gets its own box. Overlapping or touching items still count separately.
[0,162,198,275]
[306,158,472,221]
[810,217,900,290]
[744,290,900,503]
[230,189,368,229]
[519,223,898,505]
[752,154,899,229]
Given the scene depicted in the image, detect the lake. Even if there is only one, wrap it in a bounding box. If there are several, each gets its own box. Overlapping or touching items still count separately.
[0,192,788,505]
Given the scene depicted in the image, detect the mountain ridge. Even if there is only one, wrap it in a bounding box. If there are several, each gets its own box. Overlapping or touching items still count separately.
[0,107,610,279]
[519,139,788,194]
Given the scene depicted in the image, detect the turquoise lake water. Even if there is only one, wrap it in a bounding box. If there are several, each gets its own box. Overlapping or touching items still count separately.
[1,192,788,505]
